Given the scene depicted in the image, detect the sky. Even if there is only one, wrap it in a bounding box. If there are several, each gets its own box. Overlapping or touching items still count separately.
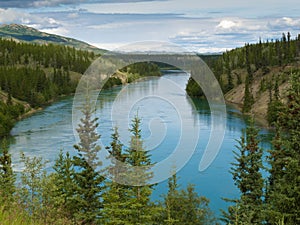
[0,0,300,53]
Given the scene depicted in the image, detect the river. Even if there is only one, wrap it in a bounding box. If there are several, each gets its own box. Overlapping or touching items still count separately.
[8,72,272,219]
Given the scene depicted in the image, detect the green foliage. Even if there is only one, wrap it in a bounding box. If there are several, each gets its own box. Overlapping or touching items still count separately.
[160,173,216,225]
[103,77,123,89]
[0,203,43,225]
[266,72,300,224]
[50,151,77,222]
[223,119,264,224]
[0,100,24,137]
[121,115,155,224]
[124,62,161,77]
[72,98,104,224]
[18,152,48,221]
[102,128,129,225]
[186,32,300,108]
[0,138,15,203]
[0,37,96,137]
[185,77,204,97]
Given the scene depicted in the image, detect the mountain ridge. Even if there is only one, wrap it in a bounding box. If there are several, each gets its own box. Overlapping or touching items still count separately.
[0,24,106,54]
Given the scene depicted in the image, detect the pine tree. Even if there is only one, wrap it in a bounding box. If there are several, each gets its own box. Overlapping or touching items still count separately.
[222,119,264,224]
[72,98,105,224]
[0,138,15,203]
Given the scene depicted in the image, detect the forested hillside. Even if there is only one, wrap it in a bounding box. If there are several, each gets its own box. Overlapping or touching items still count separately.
[187,33,300,125]
[0,38,96,136]
[0,35,161,137]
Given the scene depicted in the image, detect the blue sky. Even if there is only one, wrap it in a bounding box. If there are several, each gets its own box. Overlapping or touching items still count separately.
[0,0,300,52]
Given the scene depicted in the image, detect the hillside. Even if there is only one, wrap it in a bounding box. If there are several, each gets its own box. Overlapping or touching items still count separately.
[187,33,300,125]
[0,24,106,54]
[0,32,161,137]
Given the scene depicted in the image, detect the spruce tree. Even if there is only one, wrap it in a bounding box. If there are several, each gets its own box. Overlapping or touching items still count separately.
[102,127,130,225]
[222,119,264,224]
[72,98,105,224]
[50,151,77,222]
[123,115,155,224]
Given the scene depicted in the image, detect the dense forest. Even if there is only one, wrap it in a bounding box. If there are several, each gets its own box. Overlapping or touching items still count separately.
[0,38,161,137]
[187,33,300,125]
[0,38,96,136]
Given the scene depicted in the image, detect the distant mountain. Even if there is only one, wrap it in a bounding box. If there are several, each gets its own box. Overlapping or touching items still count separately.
[0,24,106,54]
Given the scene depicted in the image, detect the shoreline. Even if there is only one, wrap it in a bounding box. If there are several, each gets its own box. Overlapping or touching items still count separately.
[225,100,271,129]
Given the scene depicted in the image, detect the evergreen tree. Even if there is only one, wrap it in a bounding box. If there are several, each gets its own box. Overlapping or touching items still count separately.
[160,173,216,225]
[102,127,130,225]
[123,115,155,224]
[0,138,15,203]
[266,72,300,224]
[243,44,254,113]
[72,97,104,224]
[50,151,77,222]
[222,119,264,224]
[243,75,254,113]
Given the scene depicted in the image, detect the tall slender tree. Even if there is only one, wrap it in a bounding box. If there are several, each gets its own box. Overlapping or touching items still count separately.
[222,119,264,224]
[123,115,155,224]
[102,127,130,225]
[72,97,105,224]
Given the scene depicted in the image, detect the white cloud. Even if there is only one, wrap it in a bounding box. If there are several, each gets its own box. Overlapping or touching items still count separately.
[269,17,300,30]
[217,20,239,29]
[0,8,30,23]
[39,26,69,36]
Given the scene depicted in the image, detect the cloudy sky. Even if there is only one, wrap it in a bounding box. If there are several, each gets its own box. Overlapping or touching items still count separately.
[0,0,300,52]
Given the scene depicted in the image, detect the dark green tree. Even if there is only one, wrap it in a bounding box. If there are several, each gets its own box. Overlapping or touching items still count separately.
[266,72,300,224]
[123,115,155,224]
[222,119,264,224]
[0,138,15,203]
[160,173,216,225]
[50,151,77,222]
